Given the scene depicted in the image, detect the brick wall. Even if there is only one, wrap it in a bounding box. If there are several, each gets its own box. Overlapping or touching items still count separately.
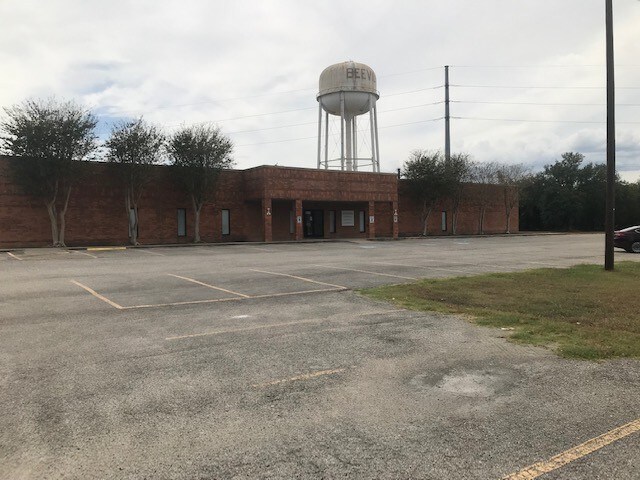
[397,180,519,236]
[0,156,518,248]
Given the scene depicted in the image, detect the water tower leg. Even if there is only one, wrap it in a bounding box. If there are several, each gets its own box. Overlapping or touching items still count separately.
[340,92,345,171]
[345,117,352,171]
[369,94,376,171]
[317,103,323,169]
[324,111,329,169]
[353,116,358,171]
[373,102,380,172]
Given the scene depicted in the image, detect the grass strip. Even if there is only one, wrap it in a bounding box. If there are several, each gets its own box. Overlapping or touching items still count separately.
[361,262,640,360]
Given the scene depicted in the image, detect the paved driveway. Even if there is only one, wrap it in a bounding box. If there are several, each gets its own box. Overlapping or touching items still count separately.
[1,234,638,479]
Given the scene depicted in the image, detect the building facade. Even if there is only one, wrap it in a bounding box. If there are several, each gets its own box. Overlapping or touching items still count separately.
[0,157,517,248]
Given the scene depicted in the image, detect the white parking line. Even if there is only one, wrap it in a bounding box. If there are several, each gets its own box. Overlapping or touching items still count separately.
[7,252,22,261]
[70,280,124,310]
[313,264,418,280]
[138,249,166,256]
[167,274,250,298]
[250,268,347,289]
[165,308,404,341]
[74,251,98,259]
[371,261,469,274]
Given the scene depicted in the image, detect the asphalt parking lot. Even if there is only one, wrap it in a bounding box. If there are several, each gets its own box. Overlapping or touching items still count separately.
[1,234,639,479]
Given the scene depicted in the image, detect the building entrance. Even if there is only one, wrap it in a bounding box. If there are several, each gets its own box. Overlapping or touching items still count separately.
[303,209,324,238]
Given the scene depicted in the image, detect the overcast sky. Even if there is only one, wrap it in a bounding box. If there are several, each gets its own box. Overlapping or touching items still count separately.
[1,0,639,181]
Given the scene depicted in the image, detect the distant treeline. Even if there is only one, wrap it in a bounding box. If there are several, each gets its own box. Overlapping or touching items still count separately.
[520,152,640,231]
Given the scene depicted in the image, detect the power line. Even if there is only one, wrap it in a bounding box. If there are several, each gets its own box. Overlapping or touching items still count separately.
[452,116,640,125]
[451,84,640,90]
[451,100,640,107]
[227,102,444,135]
[449,64,640,68]
[235,117,444,147]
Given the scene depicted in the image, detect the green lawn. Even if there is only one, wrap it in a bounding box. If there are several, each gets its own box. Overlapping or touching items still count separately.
[362,262,640,359]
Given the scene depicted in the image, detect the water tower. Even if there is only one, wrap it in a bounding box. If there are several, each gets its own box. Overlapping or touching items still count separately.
[317,61,380,172]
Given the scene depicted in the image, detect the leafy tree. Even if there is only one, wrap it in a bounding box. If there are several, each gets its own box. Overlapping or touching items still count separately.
[402,150,448,235]
[496,163,529,233]
[616,180,640,228]
[105,118,164,245]
[469,162,500,234]
[167,125,234,242]
[576,162,607,230]
[0,98,98,246]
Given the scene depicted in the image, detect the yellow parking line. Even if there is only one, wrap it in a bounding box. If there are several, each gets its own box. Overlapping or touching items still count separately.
[167,273,250,298]
[313,264,418,280]
[503,418,640,479]
[70,280,124,310]
[250,268,346,289]
[86,246,126,251]
[252,368,346,388]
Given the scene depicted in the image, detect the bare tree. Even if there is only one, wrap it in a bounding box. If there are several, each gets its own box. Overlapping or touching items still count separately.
[470,162,500,234]
[105,119,164,245]
[0,98,98,246]
[167,125,234,242]
[402,150,448,236]
[496,164,529,234]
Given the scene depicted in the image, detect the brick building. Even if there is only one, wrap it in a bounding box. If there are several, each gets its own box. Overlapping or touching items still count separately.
[0,156,517,248]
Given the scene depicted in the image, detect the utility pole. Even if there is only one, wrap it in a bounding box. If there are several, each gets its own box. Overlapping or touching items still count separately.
[605,0,615,271]
[444,65,451,161]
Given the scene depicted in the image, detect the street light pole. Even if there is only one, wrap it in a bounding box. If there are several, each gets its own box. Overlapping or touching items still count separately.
[604,0,616,271]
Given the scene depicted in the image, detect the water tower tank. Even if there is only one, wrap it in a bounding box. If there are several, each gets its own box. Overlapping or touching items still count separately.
[316,61,380,172]
[318,61,379,116]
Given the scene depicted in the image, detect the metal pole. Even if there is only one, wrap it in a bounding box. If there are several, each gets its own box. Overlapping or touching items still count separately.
[324,111,329,169]
[317,103,323,169]
[373,101,380,172]
[340,92,345,171]
[445,65,451,161]
[369,94,376,169]
[353,116,358,171]
[605,0,616,271]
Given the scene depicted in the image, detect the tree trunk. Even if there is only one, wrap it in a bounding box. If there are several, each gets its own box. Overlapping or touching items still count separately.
[479,206,486,235]
[125,190,136,245]
[46,201,60,247]
[132,204,139,245]
[58,186,72,247]
[505,206,512,234]
[421,203,432,236]
[192,196,202,243]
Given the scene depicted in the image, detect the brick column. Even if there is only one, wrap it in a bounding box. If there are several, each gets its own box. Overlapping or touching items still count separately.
[368,200,376,239]
[392,201,399,239]
[294,199,303,241]
[262,197,272,242]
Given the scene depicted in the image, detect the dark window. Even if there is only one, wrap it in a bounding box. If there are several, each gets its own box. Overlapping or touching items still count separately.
[177,208,187,237]
[359,211,366,233]
[441,211,447,231]
[329,210,336,233]
[222,209,230,235]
